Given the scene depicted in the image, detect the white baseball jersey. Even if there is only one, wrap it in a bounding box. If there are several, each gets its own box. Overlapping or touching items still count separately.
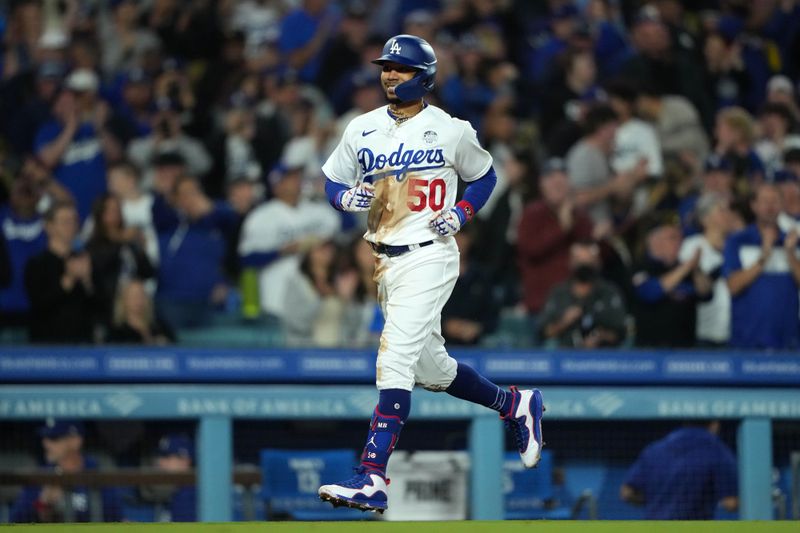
[322,104,493,246]
[238,199,340,318]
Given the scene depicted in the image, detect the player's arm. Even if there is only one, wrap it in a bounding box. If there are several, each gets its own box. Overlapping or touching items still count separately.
[429,167,496,236]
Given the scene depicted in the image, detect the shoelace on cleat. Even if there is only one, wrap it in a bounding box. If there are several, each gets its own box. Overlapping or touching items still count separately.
[505,416,527,452]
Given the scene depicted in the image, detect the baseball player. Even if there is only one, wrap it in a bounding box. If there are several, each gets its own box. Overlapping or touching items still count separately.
[317,34,544,513]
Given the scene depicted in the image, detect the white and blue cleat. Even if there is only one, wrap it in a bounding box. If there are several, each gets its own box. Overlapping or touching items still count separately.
[503,386,545,468]
[318,466,389,513]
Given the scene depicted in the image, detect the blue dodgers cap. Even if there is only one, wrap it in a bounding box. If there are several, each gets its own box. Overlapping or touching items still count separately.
[704,154,732,173]
[158,434,194,460]
[38,418,85,439]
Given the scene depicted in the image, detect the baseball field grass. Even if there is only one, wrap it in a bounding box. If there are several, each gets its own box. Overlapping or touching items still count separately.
[1,522,798,532]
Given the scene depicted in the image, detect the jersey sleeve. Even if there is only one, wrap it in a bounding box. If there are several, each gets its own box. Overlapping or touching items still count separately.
[453,120,493,182]
[321,123,359,186]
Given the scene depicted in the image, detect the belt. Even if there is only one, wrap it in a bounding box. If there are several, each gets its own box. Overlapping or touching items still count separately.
[370,240,434,257]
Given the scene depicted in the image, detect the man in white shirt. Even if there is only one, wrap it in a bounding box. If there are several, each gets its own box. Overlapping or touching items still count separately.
[607,79,663,179]
[237,164,340,319]
[566,104,647,225]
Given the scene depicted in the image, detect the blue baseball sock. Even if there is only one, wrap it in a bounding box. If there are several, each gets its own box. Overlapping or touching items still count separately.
[446,362,513,415]
[360,388,410,474]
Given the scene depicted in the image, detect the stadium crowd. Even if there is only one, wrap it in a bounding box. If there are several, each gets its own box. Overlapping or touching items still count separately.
[1,0,800,350]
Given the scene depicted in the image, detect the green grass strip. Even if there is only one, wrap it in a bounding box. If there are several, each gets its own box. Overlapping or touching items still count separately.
[1,521,798,533]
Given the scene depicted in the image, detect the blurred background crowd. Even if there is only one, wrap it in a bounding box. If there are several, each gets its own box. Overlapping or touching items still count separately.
[2,0,800,350]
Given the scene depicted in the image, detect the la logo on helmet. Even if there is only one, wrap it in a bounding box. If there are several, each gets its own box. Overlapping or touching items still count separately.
[389,40,402,54]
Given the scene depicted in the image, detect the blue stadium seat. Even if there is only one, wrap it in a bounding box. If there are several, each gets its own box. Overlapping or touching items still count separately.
[503,450,572,519]
[259,449,368,521]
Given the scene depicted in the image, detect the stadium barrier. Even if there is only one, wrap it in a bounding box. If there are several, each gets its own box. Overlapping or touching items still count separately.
[2,382,799,521]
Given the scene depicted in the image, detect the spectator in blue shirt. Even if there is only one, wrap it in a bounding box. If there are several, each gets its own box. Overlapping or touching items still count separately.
[724,183,800,349]
[278,0,339,83]
[526,4,581,84]
[153,175,239,329]
[11,419,123,523]
[34,69,123,222]
[621,421,738,520]
[439,34,496,131]
[4,60,65,154]
[0,178,47,326]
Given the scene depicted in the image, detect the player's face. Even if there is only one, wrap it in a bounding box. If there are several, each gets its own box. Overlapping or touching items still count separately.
[380,62,418,103]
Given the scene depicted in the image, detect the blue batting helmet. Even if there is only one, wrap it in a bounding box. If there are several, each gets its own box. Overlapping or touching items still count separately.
[372,34,437,101]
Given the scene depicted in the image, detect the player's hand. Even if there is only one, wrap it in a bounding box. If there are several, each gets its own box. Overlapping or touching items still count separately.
[429,207,466,237]
[337,183,374,212]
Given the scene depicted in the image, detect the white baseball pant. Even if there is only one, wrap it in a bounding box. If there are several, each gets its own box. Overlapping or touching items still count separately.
[374,238,460,391]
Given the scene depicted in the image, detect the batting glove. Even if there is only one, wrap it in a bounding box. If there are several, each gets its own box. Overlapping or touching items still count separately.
[429,202,474,237]
[336,183,375,212]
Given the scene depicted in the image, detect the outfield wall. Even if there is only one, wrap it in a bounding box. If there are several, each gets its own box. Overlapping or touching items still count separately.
[2,381,799,521]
